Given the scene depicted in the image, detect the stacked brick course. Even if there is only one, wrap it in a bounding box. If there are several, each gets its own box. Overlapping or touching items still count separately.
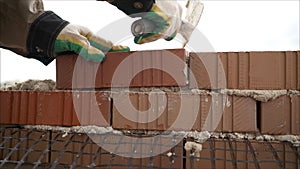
[1,49,299,168]
[1,49,299,134]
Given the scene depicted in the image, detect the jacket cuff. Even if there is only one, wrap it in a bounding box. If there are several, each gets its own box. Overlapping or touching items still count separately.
[108,0,155,17]
[27,11,69,65]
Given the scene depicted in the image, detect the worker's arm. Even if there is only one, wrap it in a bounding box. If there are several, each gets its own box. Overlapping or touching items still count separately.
[102,0,182,44]
[100,0,155,17]
[0,0,129,65]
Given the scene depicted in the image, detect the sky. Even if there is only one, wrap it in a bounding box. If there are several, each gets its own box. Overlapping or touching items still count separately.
[0,0,299,83]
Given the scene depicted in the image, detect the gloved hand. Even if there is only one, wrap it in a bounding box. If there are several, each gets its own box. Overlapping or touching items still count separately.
[134,1,182,44]
[54,24,130,62]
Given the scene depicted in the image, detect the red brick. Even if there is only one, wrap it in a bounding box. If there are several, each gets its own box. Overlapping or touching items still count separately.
[291,96,300,134]
[11,91,21,124]
[0,91,110,127]
[26,92,38,124]
[203,95,257,133]
[36,92,65,126]
[0,91,38,125]
[190,51,300,90]
[112,92,170,130]
[62,92,75,126]
[225,52,250,89]
[286,51,299,89]
[112,92,139,130]
[189,52,225,89]
[72,92,111,126]
[112,92,202,131]
[0,91,12,124]
[195,94,212,131]
[199,94,224,132]
[261,96,291,135]
[218,96,233,132]
[226,52,239,89]
[261,95,300,135]
[232,96,257,132]
[112,92,257,133]
[249,52,285,89]
[56,49,187,89]
[168,93,202,131]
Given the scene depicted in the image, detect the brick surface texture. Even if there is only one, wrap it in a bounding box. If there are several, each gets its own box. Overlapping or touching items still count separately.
[190,51,300,90]
[56,49,187,89]
[0,91,111,127]
[261,95,300,135]
[112,92,257,132]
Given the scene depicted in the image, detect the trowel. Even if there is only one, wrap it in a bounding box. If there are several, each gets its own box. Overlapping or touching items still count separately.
[131,0,204,47]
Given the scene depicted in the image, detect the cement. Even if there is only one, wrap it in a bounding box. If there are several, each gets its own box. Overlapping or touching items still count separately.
[1,79,56,91]
[209,132,300,147]
[24,125,122,135]
[23,125,300,147]
[190,89,210,95]
[1,80,299,102]
[289,90,300,95]
[183,131,300,147]
[189,89,300,102]
[184,141,202,159]
[222,89,288,102]
[185,131,211,143]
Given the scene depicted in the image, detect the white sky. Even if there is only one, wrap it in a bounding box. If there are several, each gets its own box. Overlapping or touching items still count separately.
[0,0,299,83]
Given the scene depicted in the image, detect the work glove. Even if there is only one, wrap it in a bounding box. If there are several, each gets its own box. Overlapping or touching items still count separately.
[134,0,182,44]
[54,24,130,62]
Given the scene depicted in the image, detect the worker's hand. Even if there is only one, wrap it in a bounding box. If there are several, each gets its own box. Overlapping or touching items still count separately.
[134,1,182,44]
[54,24,130,62]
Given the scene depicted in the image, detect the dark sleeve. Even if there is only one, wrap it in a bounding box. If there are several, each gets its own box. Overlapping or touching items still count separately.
[26,11,69,65]
[101,0,155,17]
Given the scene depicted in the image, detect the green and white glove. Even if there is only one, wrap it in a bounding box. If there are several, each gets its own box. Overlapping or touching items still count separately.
[54,24,130,62]
[134,1,182,44]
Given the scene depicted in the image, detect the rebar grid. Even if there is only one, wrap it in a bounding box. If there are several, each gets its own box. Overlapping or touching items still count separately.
[0,126,299,169]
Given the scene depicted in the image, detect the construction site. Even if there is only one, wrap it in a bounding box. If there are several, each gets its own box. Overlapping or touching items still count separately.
[0,0,299,169]
[0,49,299,168]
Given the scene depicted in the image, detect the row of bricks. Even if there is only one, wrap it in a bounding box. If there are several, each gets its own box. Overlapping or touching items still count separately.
[56,49,300,90]
[1,129,299,169]
[0,91,299,135]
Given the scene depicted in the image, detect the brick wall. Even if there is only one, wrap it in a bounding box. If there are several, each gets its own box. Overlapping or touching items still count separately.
[1,49,300,168]
[1,49,299,134]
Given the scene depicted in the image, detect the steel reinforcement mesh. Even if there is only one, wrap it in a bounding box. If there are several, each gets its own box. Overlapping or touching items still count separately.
[0,126,299,169]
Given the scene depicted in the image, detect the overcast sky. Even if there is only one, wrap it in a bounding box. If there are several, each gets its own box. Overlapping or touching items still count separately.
[0,0,299,83]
